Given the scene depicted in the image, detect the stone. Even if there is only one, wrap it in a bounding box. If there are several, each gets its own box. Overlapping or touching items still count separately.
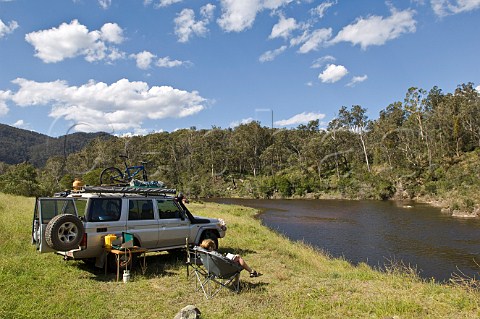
[173,305,201,319]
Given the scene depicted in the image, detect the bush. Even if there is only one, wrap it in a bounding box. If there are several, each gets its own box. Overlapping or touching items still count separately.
[256,176,275,198]
[0,162,41,197]
[276,176,292,197]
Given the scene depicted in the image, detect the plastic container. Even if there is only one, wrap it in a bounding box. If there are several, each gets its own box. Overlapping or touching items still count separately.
[72,178,84,190]
[104,234,117,249]
[123,270,130,283]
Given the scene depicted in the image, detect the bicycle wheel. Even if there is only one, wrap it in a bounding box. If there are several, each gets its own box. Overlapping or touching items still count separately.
[100,167,125,185]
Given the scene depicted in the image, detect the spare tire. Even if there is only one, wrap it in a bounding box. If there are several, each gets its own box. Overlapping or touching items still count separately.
[45,214,85,251]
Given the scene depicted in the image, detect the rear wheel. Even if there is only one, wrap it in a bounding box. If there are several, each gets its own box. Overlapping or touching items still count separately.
[45,214,84,251]
[100,167,125,185]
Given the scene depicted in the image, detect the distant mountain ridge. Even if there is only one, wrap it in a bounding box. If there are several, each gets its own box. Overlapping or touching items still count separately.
[0,124,111,167]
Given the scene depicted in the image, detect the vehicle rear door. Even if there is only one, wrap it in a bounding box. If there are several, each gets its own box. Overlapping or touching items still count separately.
[156,199,191,247]
[32,198,79,253]
[126,199,159,249]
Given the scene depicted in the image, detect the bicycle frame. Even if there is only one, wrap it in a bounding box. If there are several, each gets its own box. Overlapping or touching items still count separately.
[124,165,145,180]
[118,155,148,181]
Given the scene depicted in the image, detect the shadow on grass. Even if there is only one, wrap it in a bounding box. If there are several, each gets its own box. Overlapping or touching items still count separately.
[239,280,269,292]
[75,251,188,282]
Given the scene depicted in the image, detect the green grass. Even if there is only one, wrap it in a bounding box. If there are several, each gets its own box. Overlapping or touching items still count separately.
[1,193,479,318]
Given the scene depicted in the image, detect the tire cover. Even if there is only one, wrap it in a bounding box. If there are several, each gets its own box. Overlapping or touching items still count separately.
[45,214,85,251]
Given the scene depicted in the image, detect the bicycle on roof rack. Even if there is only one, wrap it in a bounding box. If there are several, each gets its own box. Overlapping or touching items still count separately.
[100,155,148,185]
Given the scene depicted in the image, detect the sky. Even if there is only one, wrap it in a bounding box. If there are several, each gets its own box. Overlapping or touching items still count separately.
[0,0,479,137]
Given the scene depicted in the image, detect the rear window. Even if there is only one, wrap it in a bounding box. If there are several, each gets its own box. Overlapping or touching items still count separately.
[39,199,77,223]
[86,198,122,222]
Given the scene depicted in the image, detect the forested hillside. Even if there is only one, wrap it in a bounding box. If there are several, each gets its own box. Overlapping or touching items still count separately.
[1,83,479,215]
[0,124,111,166]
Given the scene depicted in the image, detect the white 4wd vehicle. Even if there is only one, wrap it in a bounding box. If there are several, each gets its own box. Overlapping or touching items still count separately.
[31,186,226,268]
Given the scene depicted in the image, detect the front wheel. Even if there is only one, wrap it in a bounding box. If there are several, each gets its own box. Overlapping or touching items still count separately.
[100,167,125,185]
[200,231,219,250]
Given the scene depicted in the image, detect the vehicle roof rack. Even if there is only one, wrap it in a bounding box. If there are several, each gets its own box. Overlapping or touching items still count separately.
[83,185,177,196]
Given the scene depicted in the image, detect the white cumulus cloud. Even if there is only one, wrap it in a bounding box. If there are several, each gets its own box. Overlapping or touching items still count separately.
[100,22,124,44]
[130,51,190,69]
[0,19,18,38]
[311,55,336,69]
[130,51,156,69]
[12,119,32,130]
[431,0,480,16]
[275,112,326,126]
[297,28,333,53]
[318,64,348,83]
[347,75,368,87]
[98,0,111,9]
[157,0,183,7]
[230,117,254,128]
[5,78,207,133]
[269,15,298,39]
[331,8,416,49]
[217,0,293,32]
[175,4,215,42]
[0,90,11,116]
[25,20,125,63]
[310,1,336,18]
[156,56,191,68]
[259,45,287,62]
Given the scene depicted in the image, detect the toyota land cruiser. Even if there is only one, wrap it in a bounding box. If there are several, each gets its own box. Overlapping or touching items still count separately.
[31,186,227,268]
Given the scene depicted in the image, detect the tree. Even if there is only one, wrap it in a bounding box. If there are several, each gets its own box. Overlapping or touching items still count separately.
[336,105,371,172]
[0,162,41,196]
[403,87,432,167]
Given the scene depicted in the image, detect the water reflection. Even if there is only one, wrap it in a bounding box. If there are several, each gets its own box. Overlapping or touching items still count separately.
[209,198,480,282]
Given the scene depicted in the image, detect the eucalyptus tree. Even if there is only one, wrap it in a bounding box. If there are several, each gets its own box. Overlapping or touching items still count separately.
[371,101,406,169]
[230,122,271,177]
[455,83,480,150]
[334,105,372,172]
[403,87,433,168]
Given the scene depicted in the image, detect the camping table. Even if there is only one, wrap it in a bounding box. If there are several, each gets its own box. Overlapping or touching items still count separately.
[104,246,148,281]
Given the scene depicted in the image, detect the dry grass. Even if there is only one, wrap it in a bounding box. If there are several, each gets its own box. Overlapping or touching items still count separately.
[1,194,480,318]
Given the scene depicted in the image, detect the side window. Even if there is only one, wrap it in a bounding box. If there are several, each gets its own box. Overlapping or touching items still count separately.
[87,198,121,222]
[74,199,87,218]
[129,200,154,221]
[157,199,182,219]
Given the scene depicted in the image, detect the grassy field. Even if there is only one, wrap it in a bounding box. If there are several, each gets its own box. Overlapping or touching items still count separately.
[1,193,479,319]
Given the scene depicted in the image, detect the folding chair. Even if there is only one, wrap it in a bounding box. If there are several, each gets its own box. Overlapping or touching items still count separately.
[187,247,243,299]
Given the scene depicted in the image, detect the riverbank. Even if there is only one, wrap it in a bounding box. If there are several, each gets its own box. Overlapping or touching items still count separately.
[1,193,479,318]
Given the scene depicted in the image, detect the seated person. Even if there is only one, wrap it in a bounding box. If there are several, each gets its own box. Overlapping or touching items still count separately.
[199,239,260,277]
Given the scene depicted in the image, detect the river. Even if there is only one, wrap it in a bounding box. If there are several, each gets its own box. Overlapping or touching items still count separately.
[208,198,480,282]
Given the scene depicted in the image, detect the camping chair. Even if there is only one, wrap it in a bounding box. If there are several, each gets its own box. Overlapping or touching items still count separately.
[187,246,243,299]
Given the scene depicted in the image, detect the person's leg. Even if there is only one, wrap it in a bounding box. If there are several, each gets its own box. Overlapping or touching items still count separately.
[233,255,253,273]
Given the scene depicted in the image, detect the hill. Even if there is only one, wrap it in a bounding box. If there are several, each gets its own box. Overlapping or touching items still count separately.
[0,124,111,167]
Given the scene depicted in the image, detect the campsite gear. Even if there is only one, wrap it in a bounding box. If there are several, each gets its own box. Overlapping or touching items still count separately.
[104,234,117,249]
[187,247,243,299]
[123,269,130,283]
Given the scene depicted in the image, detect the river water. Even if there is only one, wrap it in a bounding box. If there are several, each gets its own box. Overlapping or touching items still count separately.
[209,198,480,282]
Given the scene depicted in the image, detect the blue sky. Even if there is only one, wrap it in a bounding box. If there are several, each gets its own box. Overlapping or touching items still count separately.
[0,0,479,137]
